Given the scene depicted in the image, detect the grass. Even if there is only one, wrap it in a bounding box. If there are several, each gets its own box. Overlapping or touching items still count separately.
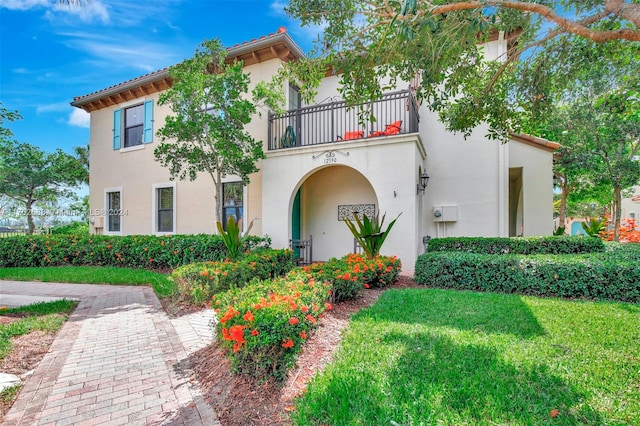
[0,299,77,418]
[0,266,174,298]
[292,288,640,425]
[0,299,78,360]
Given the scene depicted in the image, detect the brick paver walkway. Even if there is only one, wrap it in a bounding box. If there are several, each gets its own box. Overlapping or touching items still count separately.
[1,281,219,426]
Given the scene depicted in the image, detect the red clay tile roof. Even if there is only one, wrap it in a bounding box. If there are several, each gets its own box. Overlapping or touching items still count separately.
[509,132,560,151]
[72,27,301,107]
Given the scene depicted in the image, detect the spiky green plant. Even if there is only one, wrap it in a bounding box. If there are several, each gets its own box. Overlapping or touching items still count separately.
[581,217,606,238]
[344,212,401,259]
[216,216,254,260]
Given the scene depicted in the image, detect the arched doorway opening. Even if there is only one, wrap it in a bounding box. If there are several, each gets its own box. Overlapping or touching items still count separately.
[291,165,378,262]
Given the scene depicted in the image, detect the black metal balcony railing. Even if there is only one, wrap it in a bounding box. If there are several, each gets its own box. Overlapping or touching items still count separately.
[268,89,420,151]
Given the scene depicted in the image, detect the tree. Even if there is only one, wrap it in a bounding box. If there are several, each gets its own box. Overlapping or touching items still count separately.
[73,144,90,184]
[154,38,283,224]
[284,0,639,140]
[523,35,640,241]
[0,141,87,234]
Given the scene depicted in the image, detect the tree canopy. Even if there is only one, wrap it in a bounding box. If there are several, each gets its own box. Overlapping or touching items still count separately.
[285,0,640,140]
[154,38,283,224]
[524,32,640,240]
[0,142,87,234]
[0,104,86,234]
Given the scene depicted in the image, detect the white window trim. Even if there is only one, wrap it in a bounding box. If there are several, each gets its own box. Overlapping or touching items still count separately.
[119,144,145,154]
[119,97,147,109]
[152,182,177,235]
[104,186,123,235]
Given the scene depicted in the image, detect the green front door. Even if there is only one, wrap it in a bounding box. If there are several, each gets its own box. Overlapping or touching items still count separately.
[292,188,301,256]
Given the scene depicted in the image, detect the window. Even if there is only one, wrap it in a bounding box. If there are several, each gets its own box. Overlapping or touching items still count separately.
[222,182,243,229]
[113,100,153,150]
[124,104,144,147]
[107,191,121,233]
[156,187,174,233]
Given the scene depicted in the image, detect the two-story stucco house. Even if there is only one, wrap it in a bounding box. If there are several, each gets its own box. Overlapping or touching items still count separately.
[71,27,558,271]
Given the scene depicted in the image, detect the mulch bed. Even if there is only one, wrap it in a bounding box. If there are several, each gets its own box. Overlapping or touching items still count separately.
[189,275,420,425]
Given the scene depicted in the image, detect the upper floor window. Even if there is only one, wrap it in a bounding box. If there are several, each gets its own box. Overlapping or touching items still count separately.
[113,100,154,150]
[124,104,144,147]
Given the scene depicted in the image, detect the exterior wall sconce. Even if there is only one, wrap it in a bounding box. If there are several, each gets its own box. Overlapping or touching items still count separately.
[553,173,559,189]
[417,171,430,194]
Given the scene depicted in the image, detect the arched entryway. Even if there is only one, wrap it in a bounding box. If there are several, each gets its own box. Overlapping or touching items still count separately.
[291,165,378,262]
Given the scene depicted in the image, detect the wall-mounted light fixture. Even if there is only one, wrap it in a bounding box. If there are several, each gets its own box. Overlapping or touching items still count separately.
[417,171,430,195]
[553,173,559,189]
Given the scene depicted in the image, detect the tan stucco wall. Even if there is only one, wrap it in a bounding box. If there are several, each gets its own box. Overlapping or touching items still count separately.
[622,185,640,223]
[262,135,425,271]
[89,90,221,236]
[88,59,284,236]
[508,140,554,235]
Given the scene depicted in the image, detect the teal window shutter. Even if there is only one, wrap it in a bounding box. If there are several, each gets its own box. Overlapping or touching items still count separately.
[113,109,122,150]
[143,100,154,143]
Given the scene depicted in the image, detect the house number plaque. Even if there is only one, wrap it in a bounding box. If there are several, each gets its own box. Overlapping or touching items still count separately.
[324,151,337,164]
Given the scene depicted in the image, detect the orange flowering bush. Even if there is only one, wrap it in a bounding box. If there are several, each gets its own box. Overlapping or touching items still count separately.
[600,217,640,243]
[170,249,295,305]
[304,254,402,301]
[212,270,332,381]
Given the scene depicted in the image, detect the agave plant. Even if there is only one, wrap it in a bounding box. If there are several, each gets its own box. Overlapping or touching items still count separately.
[581,217,606,238]
[344,211,401,259]
[216,216,254,259]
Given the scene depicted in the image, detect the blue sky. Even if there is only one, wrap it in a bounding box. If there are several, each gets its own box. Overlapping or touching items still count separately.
[0,0,319,154]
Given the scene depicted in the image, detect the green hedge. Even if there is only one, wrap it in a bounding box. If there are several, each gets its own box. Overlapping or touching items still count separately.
[427,236,605,255]
[414,251,640,303]
[212,270,333,381]
[170,249,295,305]
[0,234,270,269]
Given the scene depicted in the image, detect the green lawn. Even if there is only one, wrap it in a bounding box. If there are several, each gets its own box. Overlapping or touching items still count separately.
[0,266,174,297]
[293,288,640,425]
[0,299,78,416]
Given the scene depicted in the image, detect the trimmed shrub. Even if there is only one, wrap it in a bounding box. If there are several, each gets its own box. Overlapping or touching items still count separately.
[427,236,605,255]
[170,249,295,305]
[211,270,333,381]
[0,234,271,269]
[50,221,89,236]
[414,251,640,303]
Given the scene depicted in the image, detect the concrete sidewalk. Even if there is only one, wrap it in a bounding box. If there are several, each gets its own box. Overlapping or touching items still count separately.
[1,281,218,425]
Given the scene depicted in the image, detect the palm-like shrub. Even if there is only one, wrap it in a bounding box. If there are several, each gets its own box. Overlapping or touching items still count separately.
[344,212,401,259]
[216,216,253,259]
[581,217,606,238]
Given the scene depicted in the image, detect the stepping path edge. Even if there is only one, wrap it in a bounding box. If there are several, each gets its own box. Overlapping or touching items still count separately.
[0,281,219,426]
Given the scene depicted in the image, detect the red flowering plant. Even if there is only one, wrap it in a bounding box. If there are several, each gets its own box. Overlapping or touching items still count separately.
[600,217,640,243]
[212,270,331,381]
[344,253,402,288]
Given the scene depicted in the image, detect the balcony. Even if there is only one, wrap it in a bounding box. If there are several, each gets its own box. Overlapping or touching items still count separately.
[267,89,420,151]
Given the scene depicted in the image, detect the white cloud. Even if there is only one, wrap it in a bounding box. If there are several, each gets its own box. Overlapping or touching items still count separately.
[47,0,110,24]
[36,102,69,113]
[69,108,90,128]
[59,31,180,72]
[12,67,29,74]
[0,0,48,11]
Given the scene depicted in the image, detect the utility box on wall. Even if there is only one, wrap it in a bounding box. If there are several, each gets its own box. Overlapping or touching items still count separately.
[433,206,458,222]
